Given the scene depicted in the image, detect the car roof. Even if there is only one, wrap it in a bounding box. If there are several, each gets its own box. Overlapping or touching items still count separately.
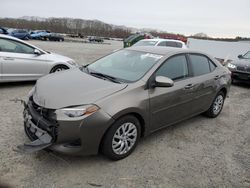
[127,46,197,55]
[126,46,220,66]
[139,38,185,44]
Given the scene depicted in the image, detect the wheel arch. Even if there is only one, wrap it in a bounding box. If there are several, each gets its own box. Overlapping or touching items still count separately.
[50,63,69,73]
[98,110,147,153]
[219,87,228,97]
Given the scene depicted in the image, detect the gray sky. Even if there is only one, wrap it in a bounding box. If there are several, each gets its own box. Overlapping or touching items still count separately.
[1,0,249,38]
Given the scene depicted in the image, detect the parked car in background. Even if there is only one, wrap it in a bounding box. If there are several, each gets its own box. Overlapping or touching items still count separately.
[30,30,50,40]
[48,33,64,41]
[18,46,231,160]
[0,27,8,34]
[133,39,187,49]
[227,51,250,83]
[123,33,153,48]
[238,51,250,59]
[0,34,78,82]
[88,36,104,43]
[8,29,30,40]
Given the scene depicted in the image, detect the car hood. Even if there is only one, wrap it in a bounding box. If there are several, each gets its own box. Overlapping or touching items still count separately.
[33,68,127,109]
[232,59,250,66]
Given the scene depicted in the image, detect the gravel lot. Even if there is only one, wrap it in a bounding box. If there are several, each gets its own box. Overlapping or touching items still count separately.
[0,41,249,188]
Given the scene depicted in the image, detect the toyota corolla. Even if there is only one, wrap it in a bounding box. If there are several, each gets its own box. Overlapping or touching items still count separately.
[18,46,231,160]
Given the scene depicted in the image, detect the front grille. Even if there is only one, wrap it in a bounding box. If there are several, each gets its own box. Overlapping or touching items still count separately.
[237,66,246,72]
[30,97,55,121]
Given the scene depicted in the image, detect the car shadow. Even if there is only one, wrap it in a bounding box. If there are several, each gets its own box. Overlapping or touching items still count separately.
[232,81,250,88]
[0,81,36,88]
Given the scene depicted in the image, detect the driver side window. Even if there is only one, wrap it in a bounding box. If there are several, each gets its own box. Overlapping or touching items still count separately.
[0,38,35,54]
[156,54,189,80]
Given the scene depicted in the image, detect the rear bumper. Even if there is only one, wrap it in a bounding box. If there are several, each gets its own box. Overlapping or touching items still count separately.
[21,99,114,156]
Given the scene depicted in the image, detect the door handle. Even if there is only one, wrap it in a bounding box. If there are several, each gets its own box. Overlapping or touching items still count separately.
[3,57,15,61]
[214,75,220,80]
[184,84,194,90]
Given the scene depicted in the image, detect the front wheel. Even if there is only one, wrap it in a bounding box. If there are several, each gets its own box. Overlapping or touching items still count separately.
[50,65,69,73]
[101,115,141,160]
[205,91,225,118]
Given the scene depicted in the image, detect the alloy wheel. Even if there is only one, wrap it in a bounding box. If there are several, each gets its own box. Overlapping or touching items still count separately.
[112,122,137,155]
[213,95,224,115]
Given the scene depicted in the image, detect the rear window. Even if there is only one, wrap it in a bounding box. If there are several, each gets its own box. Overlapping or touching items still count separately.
[176,42,183,48]
[133,40,157,46]
[157,41,182,48]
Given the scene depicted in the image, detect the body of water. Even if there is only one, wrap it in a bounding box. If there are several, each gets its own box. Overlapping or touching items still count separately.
[187,38,250,60]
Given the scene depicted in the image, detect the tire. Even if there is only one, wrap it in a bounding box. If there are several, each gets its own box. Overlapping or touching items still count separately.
[101,115,141,160]
[231,78,236,85]
[50,65,69,73]
[205,91,225,118]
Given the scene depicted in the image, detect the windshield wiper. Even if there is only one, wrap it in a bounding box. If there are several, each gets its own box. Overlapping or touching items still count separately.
[89,71,121,83]
[80,65,90,73]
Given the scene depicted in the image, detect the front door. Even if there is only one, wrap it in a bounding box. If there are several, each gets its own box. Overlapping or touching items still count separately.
[149,54,196,131]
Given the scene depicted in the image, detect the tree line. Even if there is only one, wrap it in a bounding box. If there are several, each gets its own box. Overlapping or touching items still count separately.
[0,18,132,38]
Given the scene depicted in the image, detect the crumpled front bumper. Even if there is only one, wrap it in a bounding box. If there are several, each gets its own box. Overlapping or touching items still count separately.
[17,100,58,153]
[17,98,114,156]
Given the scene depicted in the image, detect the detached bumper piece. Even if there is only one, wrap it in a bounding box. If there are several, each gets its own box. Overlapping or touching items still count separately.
[17,133,52,153]
[17,98,57,153]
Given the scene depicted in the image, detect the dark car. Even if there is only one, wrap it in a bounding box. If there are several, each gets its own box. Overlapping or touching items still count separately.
[8,29,30,40]
[89,36,104,43]
[17,47,231,160]
[123,33,153,48]
[30,30,51,40]
[227,51,250,83]
[48,33,64,42]
[0,27,8,34]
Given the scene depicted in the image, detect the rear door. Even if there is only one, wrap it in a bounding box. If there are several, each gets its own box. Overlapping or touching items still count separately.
[0,37,48,81]
[187,53,218,113]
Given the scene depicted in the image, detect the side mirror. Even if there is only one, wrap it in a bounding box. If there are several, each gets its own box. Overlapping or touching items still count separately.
[154,76,174,87]
[34,49,41,55]
[238,54,243,59]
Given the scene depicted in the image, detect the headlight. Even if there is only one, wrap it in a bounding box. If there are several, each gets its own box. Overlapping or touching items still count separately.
[227,63,236,69]
[67,60,77,66]
[56,104,99,118]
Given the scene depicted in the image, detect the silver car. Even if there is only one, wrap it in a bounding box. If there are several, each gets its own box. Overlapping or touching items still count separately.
[0,34,78,82]
[133,39,187,49]
[18,46,231,160]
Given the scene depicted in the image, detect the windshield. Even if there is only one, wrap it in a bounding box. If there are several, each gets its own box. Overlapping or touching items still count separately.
[86,50,162,83]
[243,51,250,59]
[133,40,157,46]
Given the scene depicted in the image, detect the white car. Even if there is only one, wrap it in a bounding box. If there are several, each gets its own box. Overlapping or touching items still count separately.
[133,38,187,49]
[0,34,78,82]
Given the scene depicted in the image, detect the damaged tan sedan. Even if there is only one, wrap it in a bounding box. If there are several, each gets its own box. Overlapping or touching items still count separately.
[18,46,231,160]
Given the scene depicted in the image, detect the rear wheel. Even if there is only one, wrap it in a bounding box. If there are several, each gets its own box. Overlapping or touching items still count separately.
[205,91,225,118]
[101,115,141,160]
[50,65,69,73]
